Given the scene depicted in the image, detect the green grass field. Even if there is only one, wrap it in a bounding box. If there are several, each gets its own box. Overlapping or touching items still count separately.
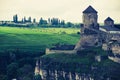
[0,26,80,53]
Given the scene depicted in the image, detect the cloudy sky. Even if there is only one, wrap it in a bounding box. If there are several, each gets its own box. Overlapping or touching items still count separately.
[0,0,120,23]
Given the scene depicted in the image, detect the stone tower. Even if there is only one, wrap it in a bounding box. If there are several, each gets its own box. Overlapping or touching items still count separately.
[74,6,100,51]
[104,17,114,27]
[82,5,98,29]
[81,6,99,34]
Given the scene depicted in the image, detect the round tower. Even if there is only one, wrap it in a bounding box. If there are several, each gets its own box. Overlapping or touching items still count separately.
[82,5,98,29]
[104,17,114,27]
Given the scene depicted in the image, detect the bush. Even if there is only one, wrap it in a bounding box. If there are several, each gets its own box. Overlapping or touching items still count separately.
[61,31,66,34]
[77,32,80,34]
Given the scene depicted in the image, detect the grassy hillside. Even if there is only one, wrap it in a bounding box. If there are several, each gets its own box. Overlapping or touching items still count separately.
[0,26,80,53]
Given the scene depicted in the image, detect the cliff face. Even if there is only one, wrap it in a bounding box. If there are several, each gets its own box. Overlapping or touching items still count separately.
[40,69,94,80]
[34,53,120,80]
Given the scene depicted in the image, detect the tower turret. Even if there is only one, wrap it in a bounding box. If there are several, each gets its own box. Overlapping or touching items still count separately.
[74,6,101,51]
[82,6,98,29]
[104,17,114,27]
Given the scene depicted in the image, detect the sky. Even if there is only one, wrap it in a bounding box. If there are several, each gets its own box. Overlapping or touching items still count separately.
[0,0,120,23]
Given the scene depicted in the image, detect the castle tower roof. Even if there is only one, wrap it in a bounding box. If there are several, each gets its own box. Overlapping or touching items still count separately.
[83,5,97,13]
[105,17,114,21]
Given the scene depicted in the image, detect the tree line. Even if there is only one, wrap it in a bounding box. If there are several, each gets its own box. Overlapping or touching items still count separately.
[2,14,80,28]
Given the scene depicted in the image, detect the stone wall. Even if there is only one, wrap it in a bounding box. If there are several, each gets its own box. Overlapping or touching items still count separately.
[74,34,100,51]
[111,34,120,41]
[111,45,120,54]
[108,56,120,63]
[46,48,76,54]
[102,43,108,51]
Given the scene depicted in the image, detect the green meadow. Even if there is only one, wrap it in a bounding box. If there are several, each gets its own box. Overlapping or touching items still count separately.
[0,26,80,53]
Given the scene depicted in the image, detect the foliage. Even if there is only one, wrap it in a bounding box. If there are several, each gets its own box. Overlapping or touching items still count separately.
[41,52,120,79]
[0,75,8,80]
[77,47,107,56]
[17,64,34,80]
[1,15,81,28]
[39,18,47,25]
[41,53,94,73]
[7,63,19,80]
[13,14,18,23]
[33,74,42,80]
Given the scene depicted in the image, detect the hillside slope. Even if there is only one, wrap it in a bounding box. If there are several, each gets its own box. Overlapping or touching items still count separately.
[0,26,80,53]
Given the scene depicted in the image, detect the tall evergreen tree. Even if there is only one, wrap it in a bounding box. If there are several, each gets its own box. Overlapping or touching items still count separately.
[48,18,51,24]
[33,74,42,80]
[13,14,18,23]
[7,63,19,80]
[23,17,26,23]
[28,17,31,23]
[61,20,65,25]
[39,17,44,25]
[33,18,36,23]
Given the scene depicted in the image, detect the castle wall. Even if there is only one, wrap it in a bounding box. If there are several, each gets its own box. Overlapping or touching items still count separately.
[111,45,120,55]
[46,48,76,54]
[80,35,99,46]
[108,56,120,63]
[104,21,114,27]
[74,34,100,51]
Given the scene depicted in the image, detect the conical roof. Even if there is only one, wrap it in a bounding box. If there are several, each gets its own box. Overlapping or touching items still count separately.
[105,17,114,21]
[83,5,97,13]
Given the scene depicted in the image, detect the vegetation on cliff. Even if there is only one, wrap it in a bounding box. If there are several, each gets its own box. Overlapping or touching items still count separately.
[40,49,120,79]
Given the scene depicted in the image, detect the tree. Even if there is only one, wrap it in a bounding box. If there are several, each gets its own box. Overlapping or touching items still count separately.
[66,22,73,27]
[18,64,33,76]
[0,51,10,75]
[39,18,48,26]
[51,18,59,25]
[13,14,18,23]
[48,18,51,24]
[61,20,65,26]
[39,17,44,25]
[23,17,26,23]
[28,17,32,23]
[42,20,47,24]
[17,64,34,80]
[0,75,8,80]
[22,18,24,23]
[33,74,42,80]
[33,18,36,23]
[7,63,19,80]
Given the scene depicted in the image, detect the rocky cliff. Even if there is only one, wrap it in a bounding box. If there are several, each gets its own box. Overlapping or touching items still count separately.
[35,50,120,80]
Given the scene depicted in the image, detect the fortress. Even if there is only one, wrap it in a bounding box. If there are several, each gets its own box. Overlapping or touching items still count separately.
[75,6,120,51]
[46,5,120,63]
[74,6,120,63]
[35,6,120,80]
